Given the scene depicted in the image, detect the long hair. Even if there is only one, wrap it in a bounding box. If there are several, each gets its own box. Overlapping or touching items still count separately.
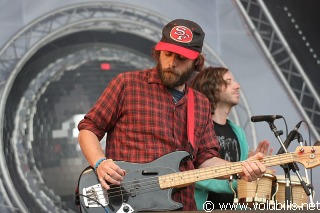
[151,48,205,71]
[190,67,229,114]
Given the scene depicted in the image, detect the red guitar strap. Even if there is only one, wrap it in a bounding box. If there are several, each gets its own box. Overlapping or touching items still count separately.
[187,88,195,150]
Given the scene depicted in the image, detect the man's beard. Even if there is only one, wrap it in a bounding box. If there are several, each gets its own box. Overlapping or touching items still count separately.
[157,63,194,89]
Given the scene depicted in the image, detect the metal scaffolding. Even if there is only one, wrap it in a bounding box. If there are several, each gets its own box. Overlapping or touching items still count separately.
[236,0,320,140]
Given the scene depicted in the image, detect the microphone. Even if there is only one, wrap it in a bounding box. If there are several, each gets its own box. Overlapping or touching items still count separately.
[251,115,283,123]
[277,121,303,154]
[297,132,304,144]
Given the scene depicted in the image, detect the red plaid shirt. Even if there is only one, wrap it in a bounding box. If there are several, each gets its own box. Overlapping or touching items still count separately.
[78,68,220,210]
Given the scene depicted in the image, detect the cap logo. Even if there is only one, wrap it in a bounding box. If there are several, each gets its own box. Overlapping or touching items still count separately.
[170,26,193,43]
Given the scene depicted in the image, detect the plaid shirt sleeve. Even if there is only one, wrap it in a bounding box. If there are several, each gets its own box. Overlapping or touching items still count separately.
[78,73,125,140]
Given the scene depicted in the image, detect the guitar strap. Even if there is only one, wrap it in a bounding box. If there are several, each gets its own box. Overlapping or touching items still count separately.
[187,88,195,152]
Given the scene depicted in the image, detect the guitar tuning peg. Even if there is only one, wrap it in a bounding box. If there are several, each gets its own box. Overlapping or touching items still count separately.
[311,147,316,153]
[299,147,304,153]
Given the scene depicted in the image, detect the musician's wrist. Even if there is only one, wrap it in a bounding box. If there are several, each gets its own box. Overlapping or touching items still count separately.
[94,157,107,172]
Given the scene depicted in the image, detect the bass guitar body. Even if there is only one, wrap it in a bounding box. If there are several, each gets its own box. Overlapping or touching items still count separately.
[76,151,190,213]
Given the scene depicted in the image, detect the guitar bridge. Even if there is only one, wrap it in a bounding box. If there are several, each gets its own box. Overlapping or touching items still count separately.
[83,183,109,208]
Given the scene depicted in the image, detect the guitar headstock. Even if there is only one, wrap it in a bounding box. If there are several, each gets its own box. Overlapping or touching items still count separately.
[294,146,320,168]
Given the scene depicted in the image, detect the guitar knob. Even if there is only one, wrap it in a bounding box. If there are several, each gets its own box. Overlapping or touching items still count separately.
[299,148,304,153]
[311,147,316,153]
[123,205,130,212]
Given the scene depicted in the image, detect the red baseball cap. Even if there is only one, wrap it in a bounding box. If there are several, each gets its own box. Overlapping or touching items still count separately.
[155,19,205,60]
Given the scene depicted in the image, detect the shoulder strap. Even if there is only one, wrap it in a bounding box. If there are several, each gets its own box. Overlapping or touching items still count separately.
[187,88,195,149]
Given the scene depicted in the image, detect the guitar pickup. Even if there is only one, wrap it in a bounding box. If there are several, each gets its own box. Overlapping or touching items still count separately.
[141,169,159,175]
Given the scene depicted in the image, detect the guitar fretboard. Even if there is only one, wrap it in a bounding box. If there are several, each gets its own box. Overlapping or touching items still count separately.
[158,152,297,189]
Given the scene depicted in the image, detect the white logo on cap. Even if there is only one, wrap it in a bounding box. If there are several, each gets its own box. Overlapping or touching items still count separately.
[170,26,193,43]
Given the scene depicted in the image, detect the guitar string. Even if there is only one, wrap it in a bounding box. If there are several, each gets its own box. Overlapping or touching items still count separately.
[88,153,301,201]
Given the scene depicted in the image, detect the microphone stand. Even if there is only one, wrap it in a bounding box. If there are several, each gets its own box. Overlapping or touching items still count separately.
[281,135,312,205]
[297,134,314,205]
[267,122,292,206]
[268,122,312,207]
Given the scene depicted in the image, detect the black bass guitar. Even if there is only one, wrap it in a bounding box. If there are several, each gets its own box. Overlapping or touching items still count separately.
[76,146,319,213]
